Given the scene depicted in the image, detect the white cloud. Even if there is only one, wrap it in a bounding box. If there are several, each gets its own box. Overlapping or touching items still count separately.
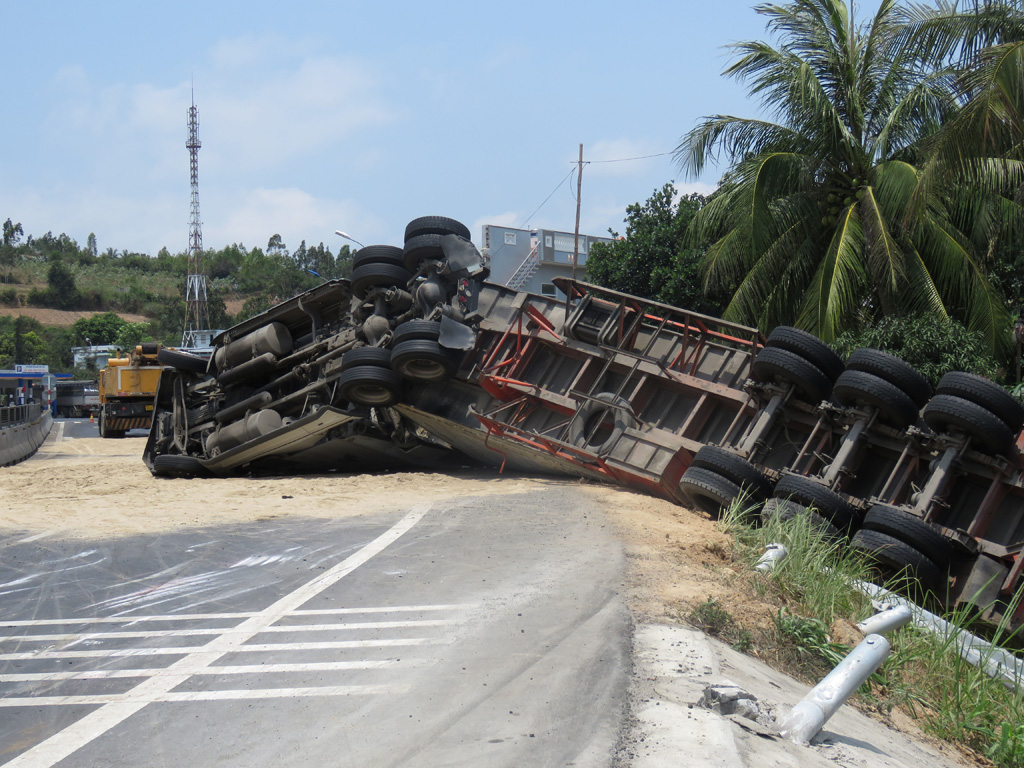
[211,187,381,253]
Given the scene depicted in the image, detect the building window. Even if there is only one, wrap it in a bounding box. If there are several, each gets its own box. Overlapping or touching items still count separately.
[541,283,556,297]
[545,235,553,248]
[504,232,517,245]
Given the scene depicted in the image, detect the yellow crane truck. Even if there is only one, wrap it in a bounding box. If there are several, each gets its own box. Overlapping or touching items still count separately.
[97,343,166,438]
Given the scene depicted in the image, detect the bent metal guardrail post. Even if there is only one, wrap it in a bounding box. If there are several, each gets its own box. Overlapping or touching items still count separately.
[778,634,891,745]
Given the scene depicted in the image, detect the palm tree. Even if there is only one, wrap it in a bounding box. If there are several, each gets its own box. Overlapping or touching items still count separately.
[676,0,1009,350]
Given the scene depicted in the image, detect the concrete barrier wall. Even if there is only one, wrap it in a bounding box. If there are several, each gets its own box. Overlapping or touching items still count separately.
[0,410,53,466]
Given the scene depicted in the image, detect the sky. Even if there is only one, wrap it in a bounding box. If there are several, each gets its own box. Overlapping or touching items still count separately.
[0,0,876,260]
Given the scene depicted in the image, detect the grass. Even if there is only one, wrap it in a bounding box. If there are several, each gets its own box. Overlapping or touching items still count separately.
[701,497,1024,767]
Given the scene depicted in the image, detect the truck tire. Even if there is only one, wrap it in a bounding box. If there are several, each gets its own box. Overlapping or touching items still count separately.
[922,394,1015,455]
[765,326,844,382]
[851,528,945,594]
[861,504,956,567]
[750,347,832,404]
[390,340,458,383]
[567,393,634,456]
[392,319,442,344]
[679,466,744,519]
[773,474,859,533]
[690,445,774,500]
[832,369,920,428]
[935,372,1024,433]
[760,498,843,540]
[338,366,403,407]
[353,245,405,269]
[98,409,124,439]
[340,347,392,371]
[153,453,207,478]
[405,216,471,242]
[402,234,446,272]
[845,349,932,408]
[158,348,209,375]
[350,263,413,300]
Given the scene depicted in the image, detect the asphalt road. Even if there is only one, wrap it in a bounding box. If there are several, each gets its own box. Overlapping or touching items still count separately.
[0,460,630,767]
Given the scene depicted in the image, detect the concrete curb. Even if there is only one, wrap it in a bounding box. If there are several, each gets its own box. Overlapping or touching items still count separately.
[625,623,967,768]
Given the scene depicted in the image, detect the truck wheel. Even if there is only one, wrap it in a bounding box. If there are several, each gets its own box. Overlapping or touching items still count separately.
[340,347,392,371]
[390,340,458,383]
[153,453,207,478]
[922,394,1014,455]
[760,498,843,540]
[851,528,945,594]
[353,245,405,269]
[844,349,932,408]
[935,372,1024,433]
[750,347,832,404]
[404,216,471,242]
[765,326,845,382]
[679,466,745,519]
[350,263,413,300]
[338,366,403,406]
[158,348,209,375]
[402,234,446,272]
[861,504,956,567]
[567,393,634,456]
[832,369,920,428]
[392,319,442,344]
[690,445,774,500]
[773,474,859,533]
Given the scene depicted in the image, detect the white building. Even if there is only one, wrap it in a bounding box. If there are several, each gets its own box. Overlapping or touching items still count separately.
[71,345,120,371]
[482,225,612,297]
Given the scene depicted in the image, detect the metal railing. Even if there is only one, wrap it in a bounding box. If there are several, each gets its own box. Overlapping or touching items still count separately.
[0,404,42,429]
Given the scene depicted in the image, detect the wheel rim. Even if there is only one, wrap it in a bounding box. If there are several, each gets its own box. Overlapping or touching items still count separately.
[350,384,396,405]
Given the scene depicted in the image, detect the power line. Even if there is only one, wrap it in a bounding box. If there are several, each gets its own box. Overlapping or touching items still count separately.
[577,150,675,165]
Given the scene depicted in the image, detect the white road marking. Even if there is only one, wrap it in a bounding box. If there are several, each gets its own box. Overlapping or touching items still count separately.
[0,604,477,627]
[0,638,443,661]
[1,659,429,683]
[0,684,405,707]
[15,532,55,545]
[0,619,457,643]
[3,505,430,768]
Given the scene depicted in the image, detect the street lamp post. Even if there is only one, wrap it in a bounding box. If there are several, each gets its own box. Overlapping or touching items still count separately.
[334,230,366,250]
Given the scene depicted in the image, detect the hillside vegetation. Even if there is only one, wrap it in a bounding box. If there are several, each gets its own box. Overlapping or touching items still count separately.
[0,221,353,373]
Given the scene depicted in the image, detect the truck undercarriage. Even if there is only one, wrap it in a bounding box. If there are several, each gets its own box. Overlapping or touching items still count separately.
[143,216,1024,632]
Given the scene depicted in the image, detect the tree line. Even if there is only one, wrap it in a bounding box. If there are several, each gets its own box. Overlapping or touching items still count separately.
[0,220,354,373]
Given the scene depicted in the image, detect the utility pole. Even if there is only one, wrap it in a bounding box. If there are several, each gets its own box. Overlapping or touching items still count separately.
[572,143,583,285]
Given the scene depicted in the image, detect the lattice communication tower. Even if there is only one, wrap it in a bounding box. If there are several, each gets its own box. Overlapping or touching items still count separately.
[182,96,210,347]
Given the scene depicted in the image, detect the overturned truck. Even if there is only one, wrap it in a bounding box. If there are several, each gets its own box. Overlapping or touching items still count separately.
[144,215,1024,632]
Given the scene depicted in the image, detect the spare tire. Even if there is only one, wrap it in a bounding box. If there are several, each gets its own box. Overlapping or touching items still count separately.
[566,393,634,457]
